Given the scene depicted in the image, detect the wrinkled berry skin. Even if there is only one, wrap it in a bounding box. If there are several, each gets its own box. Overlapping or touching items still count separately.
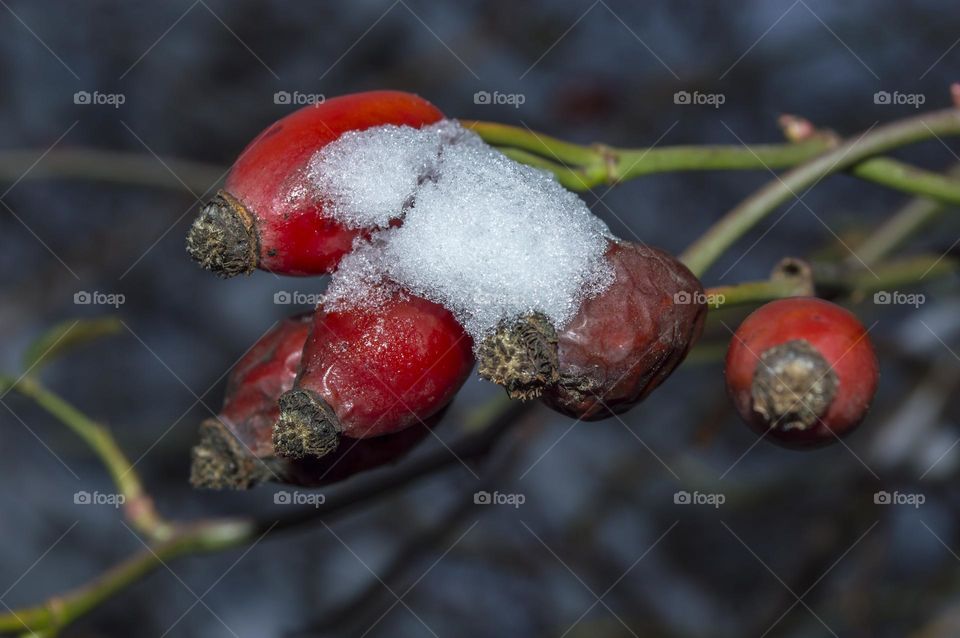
[190,315,438,489]
[218,314,312,458]
[273,289,474,458]
[187,91,443,277]
[541,240,706,420]
[725,297,878,449]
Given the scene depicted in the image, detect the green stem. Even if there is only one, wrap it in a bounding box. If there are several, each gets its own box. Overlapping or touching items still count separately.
[851,157,960,206]
[463,119,832,185]
[854,163,960,266]
[7,377,175,542]
[495,148,602,191]
[815,254,958,295]
[0,395,529,636]
[460,120,603,167]
[706,254,957,310]
[706,278,812,309]
[466,120,960,206]
[0,149,224,194]
[680,109,960,276]
[0,519,253,636]
[610,141,830,181]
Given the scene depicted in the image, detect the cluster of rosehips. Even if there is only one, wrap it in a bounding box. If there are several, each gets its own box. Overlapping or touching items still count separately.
[187,91,879,490]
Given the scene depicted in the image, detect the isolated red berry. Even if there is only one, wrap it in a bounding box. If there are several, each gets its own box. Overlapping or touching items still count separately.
[273,287,474,459]
[190,314,439,489]
[725,297,879,448]
[539,239,707,420]
[186,90,443,277]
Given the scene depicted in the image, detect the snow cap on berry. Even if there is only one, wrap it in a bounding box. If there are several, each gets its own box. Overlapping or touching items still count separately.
[315,121,613,345]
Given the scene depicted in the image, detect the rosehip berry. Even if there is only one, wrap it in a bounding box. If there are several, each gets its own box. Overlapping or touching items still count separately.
[186,90,443,277]
[724,297,879,448]
[273,287,474,459]
[478,239,706,420]
[190,314,438,489]
[542,240,707,420]
[191,314,307,488]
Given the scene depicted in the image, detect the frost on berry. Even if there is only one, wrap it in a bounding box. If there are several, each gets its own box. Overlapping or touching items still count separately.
[315,120,614,346]
[306,122,464,229]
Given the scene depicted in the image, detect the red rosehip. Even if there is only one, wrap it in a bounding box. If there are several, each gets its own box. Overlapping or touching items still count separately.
[540,239,707,420]
[725,297,879,448]
[186,90,443,277]
[477,239,706,419]
[273,287,474,459]
[190,314,438,489]
[217,314,312,458]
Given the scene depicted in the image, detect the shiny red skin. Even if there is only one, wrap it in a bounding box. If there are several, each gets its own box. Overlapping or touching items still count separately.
[221,315,311,458]
[541,240,707,420]
[297,291,475,439]
[218,315,438,485]
[725,298,879,448]
[226,91,444,275]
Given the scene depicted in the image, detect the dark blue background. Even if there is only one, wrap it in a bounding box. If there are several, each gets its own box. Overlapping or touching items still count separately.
[1,1,959,636]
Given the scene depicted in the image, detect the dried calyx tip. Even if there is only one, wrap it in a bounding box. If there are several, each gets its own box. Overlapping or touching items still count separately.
[274,389,341,459]
[771,257,814,296]
[190,418,271,489]
[186,190,258,278]
[751,339,837,431]
[477,313,559,400]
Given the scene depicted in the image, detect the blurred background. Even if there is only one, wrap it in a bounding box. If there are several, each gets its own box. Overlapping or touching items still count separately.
[2,0,960,636]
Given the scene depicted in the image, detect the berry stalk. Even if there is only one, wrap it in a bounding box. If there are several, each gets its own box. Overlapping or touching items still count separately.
[8,376,174,542]
[464,116,960,204]
[680,108,960,276]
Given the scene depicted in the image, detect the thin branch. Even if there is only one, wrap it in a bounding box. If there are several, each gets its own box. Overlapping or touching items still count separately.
[706,254,958,310]
[0,391,532,636]
[465,119,960,208]
[0,149,224,193]
[680,108,960,276]
[463,119,832,181]
[0,519,254,636]
[5,376,174,542]
[854,164,960,266]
